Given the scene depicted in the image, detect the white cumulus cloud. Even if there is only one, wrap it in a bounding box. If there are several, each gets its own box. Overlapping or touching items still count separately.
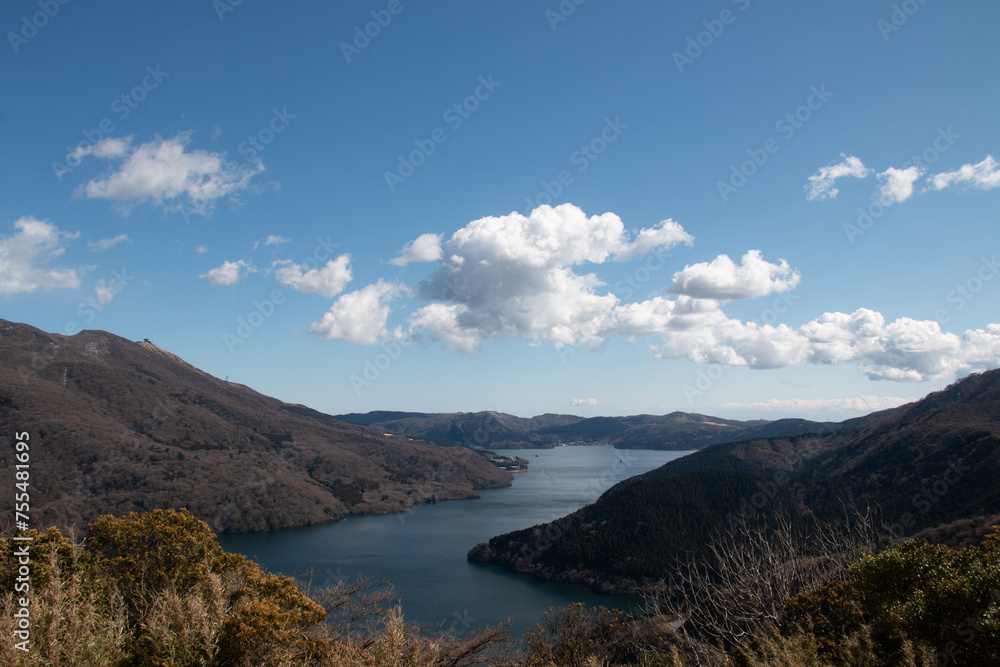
[806,154,872,200]
[668,250,800,301]
[648,306,995,381]
[614,218,693,261]
[199,260,255,286]
[957,324,1000,369]
[309,279,404,345]
[877,166,923,204]
[75,133,263,215]
[390,233,443,266]
[408,302,482,354]
[798,310,967,380]
[0,216,82,295]
[409,204,694,350]
[652,317,810,369]
[273,254,352,298]
[300,204,1000,383]
[571,398,598,407]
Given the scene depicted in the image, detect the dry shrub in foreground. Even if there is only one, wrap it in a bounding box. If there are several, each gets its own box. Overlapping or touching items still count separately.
[646,509,880,658]
[0,509,513,667]
[647,522,1000,666]
[7,507,991,666]
[0,529,128,666]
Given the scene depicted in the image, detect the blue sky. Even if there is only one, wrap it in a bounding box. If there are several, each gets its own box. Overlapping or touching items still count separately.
[2,1,999,421]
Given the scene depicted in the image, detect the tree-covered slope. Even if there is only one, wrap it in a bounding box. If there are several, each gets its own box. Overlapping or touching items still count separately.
[340,409,843,450]
[470,370,1000,593]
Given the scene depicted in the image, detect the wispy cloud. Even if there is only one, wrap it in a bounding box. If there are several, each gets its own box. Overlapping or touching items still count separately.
[87,234,129,251]
[86,278,121,309]
[723,395,911,414]
[930,155,1000,192]
[805,154,871,200]
[254,234,291,250]
[806,152,1000,204]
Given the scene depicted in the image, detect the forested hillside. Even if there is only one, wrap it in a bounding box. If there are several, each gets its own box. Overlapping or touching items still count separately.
[470,369,1000,593]
[339,408,845,450]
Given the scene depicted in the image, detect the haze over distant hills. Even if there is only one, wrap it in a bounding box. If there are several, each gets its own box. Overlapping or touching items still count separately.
[336,409,855,450]
[469,369,1000,594]
[0,320,510,534]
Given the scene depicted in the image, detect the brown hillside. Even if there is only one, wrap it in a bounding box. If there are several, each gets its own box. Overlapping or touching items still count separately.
[0,320,510,534]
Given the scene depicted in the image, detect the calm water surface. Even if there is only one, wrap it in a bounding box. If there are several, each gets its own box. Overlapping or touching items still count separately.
[218,446,691,635]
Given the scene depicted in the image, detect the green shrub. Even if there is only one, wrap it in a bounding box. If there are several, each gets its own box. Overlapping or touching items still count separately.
[87,509,241,599]
[782,528,1000,666]
[2,510,329,666]
[0,526,79,591]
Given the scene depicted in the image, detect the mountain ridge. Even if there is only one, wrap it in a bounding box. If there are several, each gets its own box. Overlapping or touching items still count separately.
[0,319,511,534]
[468,368,1000,593]
[336,408,846,450]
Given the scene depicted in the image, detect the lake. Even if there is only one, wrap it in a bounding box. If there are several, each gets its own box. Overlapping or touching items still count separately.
[217,446,691,636]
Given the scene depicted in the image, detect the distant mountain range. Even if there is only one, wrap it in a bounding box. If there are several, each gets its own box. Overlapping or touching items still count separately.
[336,409,853,450]
[0,320,510,534]
[8,316,996,601]
[468,369,1000,593]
